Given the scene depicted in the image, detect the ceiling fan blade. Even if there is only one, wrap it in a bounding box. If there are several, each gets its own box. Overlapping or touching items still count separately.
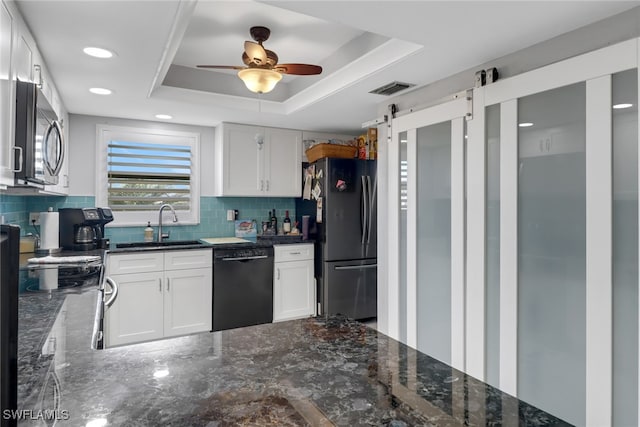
[244,41,267,65]
[197,65,246,70]
[274,64,323,75]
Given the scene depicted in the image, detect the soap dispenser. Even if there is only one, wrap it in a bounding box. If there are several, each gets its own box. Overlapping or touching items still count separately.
[144,222,154,242]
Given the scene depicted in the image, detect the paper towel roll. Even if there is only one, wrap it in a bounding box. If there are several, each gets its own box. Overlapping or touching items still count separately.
[40,211,59,250]
[39,268,59,290]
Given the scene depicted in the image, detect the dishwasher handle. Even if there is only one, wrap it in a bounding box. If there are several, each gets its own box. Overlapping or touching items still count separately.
[334,264,377,271]
[221,255,269,261]
[104,277,119,307]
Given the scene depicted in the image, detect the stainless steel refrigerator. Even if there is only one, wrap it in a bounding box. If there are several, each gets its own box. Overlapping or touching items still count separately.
[296,157,376,320]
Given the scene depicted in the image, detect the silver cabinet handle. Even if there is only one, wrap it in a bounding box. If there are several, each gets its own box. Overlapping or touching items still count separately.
[277,268,280,280]
[266,180,269,191]
[289,252,301,255]
[12,146,23,172]
[33,64,42,88]
[260,180,264,191]
[104,277,119,307]
[167,278,170,291]
[159,278,162,292]
[334,264,377,271]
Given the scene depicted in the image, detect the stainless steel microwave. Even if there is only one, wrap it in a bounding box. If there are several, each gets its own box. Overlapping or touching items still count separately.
[14,80,65,186]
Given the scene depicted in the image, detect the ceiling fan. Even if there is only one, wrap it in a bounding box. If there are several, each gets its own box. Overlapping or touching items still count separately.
[197,26,323,94]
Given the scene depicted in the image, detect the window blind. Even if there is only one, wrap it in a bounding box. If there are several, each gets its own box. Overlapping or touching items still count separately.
[400,160,408,210]
[107,140,191,211]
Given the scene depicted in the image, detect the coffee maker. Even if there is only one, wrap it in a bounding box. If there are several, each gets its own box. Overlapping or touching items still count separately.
[59,207,114,251]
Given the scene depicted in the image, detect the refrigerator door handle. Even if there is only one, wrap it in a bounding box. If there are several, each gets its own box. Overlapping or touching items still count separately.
[361,176,368,244]
[366,175,374,244]
[334,264,378,271]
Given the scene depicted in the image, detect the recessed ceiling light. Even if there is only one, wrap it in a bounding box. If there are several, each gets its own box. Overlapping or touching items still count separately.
[83,47,114,59]
[155,114,172,120]
[613,103,633,109]
[518,122,534,127]
[89,87,112,95]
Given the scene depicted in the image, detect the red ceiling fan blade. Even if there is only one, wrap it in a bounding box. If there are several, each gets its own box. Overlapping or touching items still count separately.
[197,65,246,70]
[244,41,267,65]
[274,64,322,75]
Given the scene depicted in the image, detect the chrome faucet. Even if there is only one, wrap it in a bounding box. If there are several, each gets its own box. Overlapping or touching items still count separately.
[158,204,178,242]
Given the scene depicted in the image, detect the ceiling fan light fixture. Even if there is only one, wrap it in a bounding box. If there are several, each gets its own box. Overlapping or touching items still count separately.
[237,68,282,94]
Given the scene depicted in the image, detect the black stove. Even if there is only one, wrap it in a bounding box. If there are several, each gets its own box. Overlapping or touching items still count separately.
[19,263,102,294]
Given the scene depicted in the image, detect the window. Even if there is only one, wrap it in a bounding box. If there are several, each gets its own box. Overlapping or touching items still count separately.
[96,125,200,226]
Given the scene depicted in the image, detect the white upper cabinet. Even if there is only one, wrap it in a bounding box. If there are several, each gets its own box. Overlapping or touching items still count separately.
[0,0,68,193]
[214,122,301,197]
[14,31,33,83]
[0,0,15,188]
[264,127,302,196]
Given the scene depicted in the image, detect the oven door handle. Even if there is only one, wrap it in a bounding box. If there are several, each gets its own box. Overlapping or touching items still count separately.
[104,276,118,307]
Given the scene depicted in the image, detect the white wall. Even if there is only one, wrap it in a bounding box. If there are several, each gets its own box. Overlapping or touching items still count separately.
[68,114,216,197]
[377,7,640,118]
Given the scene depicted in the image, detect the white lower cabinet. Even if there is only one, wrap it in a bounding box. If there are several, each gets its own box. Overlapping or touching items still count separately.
[273,244,315,322]
[106,271,165,346]
[164,268,212,337]
[105,249,212,347]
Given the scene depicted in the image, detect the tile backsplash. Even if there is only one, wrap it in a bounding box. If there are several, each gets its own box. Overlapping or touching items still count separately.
[0,195,296,243]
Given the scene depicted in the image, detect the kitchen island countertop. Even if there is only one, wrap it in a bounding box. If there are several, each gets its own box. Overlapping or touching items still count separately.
[17,288,570,426]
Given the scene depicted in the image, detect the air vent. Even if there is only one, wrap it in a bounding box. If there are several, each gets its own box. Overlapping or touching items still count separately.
[369,81,415,96]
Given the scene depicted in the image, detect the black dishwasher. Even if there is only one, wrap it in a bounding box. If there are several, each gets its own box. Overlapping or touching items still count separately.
[213,246,274,331]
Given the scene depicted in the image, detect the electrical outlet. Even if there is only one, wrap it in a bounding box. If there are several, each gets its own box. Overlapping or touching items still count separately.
[29,212,40,225]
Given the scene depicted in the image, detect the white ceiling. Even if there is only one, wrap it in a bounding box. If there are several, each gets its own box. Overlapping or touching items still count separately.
[15,0,640,135]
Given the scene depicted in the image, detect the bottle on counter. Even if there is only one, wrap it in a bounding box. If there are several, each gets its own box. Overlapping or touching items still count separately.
[283,210,291,234]
[271,208,277,233]
[144,221,154,242]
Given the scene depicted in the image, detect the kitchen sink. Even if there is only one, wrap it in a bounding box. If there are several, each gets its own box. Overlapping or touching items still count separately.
[115,240,204,249]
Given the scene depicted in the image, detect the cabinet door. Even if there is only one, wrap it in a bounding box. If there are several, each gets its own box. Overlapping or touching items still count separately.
[14,32,32,82]
[264,128,301,196]
[0,1,15,187]
[163,268,212,337]
[105,272,164,347]
[221,124,263,196]
[273,260,315,322]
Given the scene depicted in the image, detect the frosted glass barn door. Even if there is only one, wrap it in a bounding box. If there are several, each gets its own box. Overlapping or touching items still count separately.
[389,96,468,370]
[415,121,454,365]
[516,82,587,426]
[480,40,639,427]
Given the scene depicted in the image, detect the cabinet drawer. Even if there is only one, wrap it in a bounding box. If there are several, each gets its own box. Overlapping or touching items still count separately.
[274,244,314,262]
[107,252,164,275]
[164,249,212,270]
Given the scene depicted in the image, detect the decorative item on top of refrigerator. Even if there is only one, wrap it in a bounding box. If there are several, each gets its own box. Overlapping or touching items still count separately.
[357,128,377,160]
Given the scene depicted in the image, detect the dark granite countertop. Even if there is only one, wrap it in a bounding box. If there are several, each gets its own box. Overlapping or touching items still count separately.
[17,289,570,426]
[105,235,313,253]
